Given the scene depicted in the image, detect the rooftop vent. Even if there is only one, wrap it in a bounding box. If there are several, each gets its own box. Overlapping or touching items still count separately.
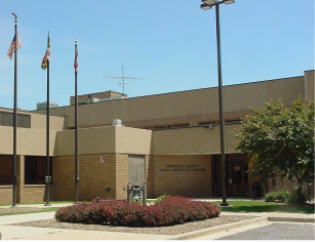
[37,102,59,110]
[112,119,122,127]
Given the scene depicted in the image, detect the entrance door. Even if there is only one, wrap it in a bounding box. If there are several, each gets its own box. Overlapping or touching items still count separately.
[212,154,249,197]
[226,161,249,196]
[128,155,145,186]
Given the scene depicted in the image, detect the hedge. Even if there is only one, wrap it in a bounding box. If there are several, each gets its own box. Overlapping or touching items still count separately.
[55,196,220,227]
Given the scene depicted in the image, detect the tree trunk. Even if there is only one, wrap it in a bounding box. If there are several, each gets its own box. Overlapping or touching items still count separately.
[295,177,305,205]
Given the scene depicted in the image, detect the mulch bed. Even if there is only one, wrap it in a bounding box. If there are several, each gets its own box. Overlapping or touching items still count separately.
[14,215,256,235]
[0,207,46,214]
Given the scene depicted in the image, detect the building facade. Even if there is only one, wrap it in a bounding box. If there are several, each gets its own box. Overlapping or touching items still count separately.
[0,70,314,203]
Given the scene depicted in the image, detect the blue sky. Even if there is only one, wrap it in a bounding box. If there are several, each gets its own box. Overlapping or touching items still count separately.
[0,0,314,110]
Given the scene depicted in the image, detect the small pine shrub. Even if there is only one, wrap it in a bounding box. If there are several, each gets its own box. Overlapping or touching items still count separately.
[55,196,220,227]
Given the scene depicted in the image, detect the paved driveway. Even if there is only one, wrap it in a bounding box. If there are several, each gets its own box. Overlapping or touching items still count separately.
[218,222,315,240]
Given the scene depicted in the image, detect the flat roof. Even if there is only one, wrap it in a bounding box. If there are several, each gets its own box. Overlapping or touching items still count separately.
[33,73,305,111]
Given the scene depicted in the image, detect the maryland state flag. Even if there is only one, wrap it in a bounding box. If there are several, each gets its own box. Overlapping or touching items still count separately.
[41,35,51,70]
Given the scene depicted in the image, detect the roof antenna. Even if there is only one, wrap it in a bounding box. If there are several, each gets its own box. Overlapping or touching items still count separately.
[104,65,143,95]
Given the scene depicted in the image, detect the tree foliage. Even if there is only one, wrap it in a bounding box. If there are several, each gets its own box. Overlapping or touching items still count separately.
[235,98,314,195]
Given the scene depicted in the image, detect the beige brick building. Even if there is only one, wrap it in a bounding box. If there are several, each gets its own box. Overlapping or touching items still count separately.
[0,70,314,203]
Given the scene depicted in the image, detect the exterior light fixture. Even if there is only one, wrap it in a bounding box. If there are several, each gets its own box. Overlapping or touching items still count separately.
[201,4,212,10]
[224,0,235,4]
[201,0,234,10]
[100,155,104,163]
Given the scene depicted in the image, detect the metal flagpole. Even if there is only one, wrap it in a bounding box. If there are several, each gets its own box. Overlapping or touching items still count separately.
[74,40,79,203]
[45,32,51,206]
[12,12,18,207]
[215,4,228,206]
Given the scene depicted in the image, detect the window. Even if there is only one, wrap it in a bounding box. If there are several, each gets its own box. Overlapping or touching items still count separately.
[198,121,217,127]
[171,123,190,128]
[152,125,167,130]
[25,156,52,184]
[0,111,31,128]
[0,155,13,185]
[225,119,242,125]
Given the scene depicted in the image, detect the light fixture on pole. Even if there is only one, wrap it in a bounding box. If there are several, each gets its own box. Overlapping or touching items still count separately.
[200,0,235,206]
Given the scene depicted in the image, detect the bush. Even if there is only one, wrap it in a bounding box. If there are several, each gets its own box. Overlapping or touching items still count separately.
[55,196,220,227]
[264,191,290,203]
[286,191,307,205]
[155,194,169,202]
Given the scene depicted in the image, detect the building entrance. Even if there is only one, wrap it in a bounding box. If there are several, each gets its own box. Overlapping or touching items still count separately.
[212,154,249,197]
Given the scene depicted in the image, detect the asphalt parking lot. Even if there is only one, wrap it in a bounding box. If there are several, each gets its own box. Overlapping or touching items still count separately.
[218,222,315,240]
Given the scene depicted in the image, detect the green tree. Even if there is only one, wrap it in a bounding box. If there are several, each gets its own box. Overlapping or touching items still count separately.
[235,98,314,202]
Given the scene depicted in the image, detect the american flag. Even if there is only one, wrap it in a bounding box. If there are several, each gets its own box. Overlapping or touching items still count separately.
[41,36,51,70]
[74,44,78,72]
[7,34,22,59]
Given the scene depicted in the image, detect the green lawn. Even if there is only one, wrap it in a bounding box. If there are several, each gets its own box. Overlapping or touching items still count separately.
[214,200,314,214]
[0,207,59,216]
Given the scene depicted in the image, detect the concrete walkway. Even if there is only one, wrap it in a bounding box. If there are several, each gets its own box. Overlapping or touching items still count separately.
[0,203,73,209]
[0,211,169,240]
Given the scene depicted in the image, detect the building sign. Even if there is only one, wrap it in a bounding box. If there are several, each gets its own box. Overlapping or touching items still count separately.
[160,164,206,172]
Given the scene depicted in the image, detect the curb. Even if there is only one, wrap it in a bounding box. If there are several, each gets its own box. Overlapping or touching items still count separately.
[170,216,268,240]
[267,217,315,223]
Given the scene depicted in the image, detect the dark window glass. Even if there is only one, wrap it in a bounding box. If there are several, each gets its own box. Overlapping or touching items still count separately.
[0,111,31,128]
[25,156,52,184]
[0,155,14,185]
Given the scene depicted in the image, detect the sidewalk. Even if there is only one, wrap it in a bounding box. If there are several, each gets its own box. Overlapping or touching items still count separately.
[0,202,73,209]
[0,212,168,240]
[0,204,313,240]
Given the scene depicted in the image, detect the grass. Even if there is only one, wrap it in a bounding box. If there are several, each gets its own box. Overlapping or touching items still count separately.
[0,207,59,216]
[214,200,314,214]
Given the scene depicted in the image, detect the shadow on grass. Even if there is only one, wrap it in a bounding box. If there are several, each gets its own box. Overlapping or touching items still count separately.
[219,204,314,214]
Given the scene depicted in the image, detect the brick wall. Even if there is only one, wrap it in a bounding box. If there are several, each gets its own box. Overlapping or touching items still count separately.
[0,186,13,204]
[17,156,47,203]
[115,154,128,199]
[53,154,122,201]
[20,185,46,203]
[148,155,212,198]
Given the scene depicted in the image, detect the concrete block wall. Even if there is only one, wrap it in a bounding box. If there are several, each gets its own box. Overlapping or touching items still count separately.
[148,155,212,198]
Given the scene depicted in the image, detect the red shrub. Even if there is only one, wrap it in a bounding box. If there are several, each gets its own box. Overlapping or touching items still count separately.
[55,196,220,227]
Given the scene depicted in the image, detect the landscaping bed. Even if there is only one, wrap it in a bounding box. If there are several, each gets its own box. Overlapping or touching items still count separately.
[14,215,256,235]
[55,196,221,227]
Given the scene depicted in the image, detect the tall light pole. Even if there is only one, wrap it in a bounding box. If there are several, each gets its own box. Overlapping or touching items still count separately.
[200,0,235,206]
